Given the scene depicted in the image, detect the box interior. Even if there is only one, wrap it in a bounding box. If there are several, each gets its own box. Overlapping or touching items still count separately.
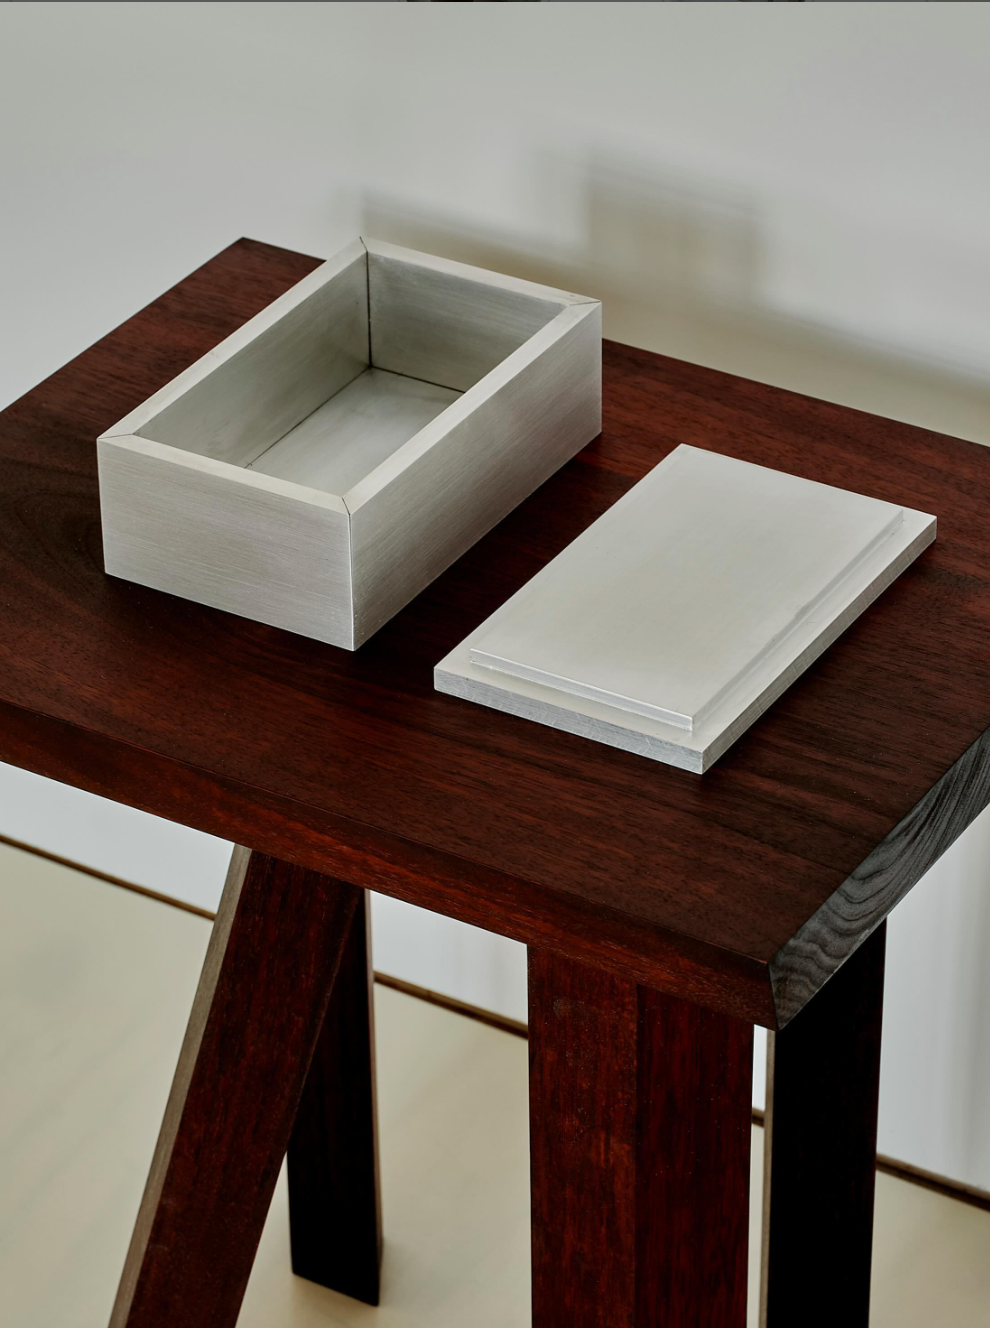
[134,248,565,500]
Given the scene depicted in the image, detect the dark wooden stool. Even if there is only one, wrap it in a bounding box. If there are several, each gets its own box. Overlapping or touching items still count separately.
[1,238,986,1328]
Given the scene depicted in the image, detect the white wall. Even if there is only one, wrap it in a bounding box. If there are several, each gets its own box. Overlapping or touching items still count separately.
[2,2,990,1187]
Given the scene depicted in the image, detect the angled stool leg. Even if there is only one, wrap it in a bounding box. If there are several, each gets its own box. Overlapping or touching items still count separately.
[109,848,363,1328]
[529,947,754,1328]
[761,924,886,1328]
[288,890,382,1303]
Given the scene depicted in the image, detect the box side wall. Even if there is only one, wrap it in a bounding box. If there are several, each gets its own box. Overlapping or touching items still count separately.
[348,305,602,647]
[137,251,369,468]
[369,251,565,392]
[98,440,353,647]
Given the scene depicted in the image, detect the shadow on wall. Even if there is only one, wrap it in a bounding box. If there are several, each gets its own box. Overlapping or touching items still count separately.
[362,150,990,447]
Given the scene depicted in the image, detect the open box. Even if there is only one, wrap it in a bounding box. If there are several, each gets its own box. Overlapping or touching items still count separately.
[97,238,601,648]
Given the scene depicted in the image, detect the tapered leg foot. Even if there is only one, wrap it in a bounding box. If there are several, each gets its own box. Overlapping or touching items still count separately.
[288,890,382,1304]
[761,924,886,1328]
[109,849,364,1328]
[528,947,754,1328]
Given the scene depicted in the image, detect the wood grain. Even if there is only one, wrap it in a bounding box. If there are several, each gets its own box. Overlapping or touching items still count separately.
[109,847,360,1328]
[288,891,382,1305]
[528,946,753,1327]
[1,236,989,1026]
[761,924,886,1328]
[770,732,990,1023]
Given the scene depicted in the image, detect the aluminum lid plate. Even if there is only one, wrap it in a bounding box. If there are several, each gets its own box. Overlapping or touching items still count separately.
[435,445,936,772]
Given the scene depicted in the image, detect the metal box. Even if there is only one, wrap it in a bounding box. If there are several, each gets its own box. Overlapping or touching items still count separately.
[97,238,601,648]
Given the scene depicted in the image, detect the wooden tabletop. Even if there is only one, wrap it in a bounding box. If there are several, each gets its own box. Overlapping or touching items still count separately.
[3,238,989,1029]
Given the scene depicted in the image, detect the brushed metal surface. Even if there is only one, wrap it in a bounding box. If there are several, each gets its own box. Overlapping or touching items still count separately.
[368,240,571,392]
[99,436,354,646]
[470,447,905,730]
[347,301,602,647]
[106,241,370,468]
[97,239,601,649]
[246,368,460,495]
[435,446,936,772]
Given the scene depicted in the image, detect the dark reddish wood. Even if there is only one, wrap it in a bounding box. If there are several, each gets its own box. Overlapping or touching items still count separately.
[0,691,773,1023]
[528,947,753,1327]
[110,848,360,1328]
[760,924,886,1328]
[0,236,987,1026]
[288,891,382,1304]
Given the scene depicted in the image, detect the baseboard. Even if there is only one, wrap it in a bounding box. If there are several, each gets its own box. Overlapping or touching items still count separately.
[0,831,216,918]
[374,973,528,1038]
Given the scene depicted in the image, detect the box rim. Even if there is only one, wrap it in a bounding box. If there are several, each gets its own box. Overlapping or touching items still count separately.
[97,238,601,518]
[97,434,350,515]
[342,301,600,513]
[362,236,599,309]
[98,237,369,443]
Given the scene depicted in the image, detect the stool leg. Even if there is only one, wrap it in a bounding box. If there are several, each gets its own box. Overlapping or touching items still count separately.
[760,923,886,1328]
[109,848,363,1328]
[528,948,753,1328]
[287,890,382,1303]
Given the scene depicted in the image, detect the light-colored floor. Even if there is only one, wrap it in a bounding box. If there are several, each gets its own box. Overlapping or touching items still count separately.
[0,842,988,1328]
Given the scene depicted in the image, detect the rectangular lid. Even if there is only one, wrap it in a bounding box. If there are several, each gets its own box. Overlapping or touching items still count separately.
[469,446,905,732]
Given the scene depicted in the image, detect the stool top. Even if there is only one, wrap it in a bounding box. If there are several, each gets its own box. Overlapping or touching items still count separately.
[2,237,987,1028]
